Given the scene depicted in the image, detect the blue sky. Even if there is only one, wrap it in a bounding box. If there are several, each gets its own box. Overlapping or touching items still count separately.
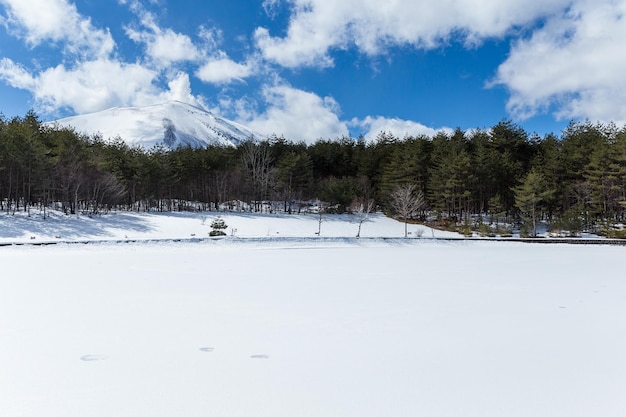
[1,0,626,142]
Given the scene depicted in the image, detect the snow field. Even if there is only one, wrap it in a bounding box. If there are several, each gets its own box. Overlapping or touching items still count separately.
[1,240,625,417]
[0,210,461,244]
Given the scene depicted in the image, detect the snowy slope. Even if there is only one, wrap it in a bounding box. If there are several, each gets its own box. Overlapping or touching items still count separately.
[50,101,262,148]
[0,210,462,244]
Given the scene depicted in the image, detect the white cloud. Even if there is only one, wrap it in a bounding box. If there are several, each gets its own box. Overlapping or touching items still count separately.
[0,58,36,90]
[8,0,621,138]
[0,57,203,114]
[254,0,571,68]
[194,26,257,85]
[492,0,626,124]
[196,55,253,84]
[157,72,207,108]
[197,26,223,51]
[122,4,254,84]
[224,85,449,143]
[353,115,452,142]
[0,0,114,58]
[123,2,200,66]
[144,28,199,64]
[254,22,337,68]
[0,0,209,115]
[21,59,157,113]
[262,0,282,18]
[158,72,204,106]
[235,84,349,142]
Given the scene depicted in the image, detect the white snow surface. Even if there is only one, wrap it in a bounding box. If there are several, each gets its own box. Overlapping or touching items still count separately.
[0,210,459,244]
[50,101,262,148]
[1,211,626,417]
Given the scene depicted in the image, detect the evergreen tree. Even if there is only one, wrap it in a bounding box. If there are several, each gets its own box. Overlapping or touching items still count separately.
[514,168,555,236]
[209,217,228,236]
[378,135,431,204]
[428,129,474,221]
[275,150,313,212]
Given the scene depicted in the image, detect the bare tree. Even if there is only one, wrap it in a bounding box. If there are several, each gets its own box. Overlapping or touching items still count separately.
[240,140,273,212]
[390,184,425,237]
[315,200,328,236]
[350,197,375,238]
[89,171,126,214]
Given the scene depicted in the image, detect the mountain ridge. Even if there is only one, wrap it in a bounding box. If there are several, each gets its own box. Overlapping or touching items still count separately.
[50,101,262,148]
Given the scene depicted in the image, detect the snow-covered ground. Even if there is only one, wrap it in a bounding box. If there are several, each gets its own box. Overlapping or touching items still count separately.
[1,211,625,417]
[0,210,461,244]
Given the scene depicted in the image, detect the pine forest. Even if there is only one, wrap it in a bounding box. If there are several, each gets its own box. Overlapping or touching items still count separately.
[2,111,626,237]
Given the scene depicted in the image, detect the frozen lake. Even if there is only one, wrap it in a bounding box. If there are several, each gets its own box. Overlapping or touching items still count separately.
[1,238,625,417]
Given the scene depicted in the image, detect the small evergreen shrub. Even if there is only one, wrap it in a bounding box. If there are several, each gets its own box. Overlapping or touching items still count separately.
[553,207,583,237]
[476,223,496,237]
[209,217,228,236]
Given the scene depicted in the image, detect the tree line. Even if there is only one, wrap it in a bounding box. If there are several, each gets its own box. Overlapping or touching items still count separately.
[1,111,625,236]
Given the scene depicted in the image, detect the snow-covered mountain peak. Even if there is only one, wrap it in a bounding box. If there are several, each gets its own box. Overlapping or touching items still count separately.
[50,101,262,149]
